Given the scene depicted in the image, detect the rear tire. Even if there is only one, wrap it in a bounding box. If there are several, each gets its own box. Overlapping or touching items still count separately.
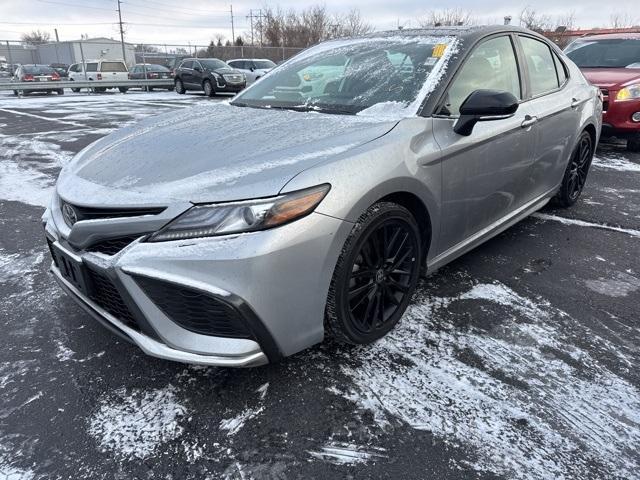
[12,90,18,96]
[71,87,80,93]
[325,202,422,345]
[57,89,64,95]
[93,87,106,93]
[203,79,215,97]
[628,134,640,153]
[175,78,185,94]
[553,131,593,208]
[119,87,128,93]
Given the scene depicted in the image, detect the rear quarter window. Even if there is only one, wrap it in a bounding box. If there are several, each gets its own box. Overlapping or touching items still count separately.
[100,62,127,72]
[86,63,98,72]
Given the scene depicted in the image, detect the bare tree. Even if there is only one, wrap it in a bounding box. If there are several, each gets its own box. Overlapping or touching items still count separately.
[258,5,371,47]
[135,44,159,53]
[21,29,51,45]
[519,6,552,32]
[610,12,637,28]
[418,8,474,27]
[213,33,225,47]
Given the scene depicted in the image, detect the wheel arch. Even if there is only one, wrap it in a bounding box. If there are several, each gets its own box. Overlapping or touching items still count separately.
[378,191,433,264]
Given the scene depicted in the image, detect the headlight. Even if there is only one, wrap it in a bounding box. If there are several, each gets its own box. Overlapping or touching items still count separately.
[148,184,330,242]
[616,84,640,101]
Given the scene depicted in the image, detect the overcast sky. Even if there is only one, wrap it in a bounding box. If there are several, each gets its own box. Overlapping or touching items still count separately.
[1,0,638,47]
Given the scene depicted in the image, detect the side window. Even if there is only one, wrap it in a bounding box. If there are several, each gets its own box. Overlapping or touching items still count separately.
[227,61,238,68]
[86,63,98,72]
[180,60,193,69]
[519,36,559,96]
[69,64,77,72]
[441,36,521,116]
[553,52,567,85]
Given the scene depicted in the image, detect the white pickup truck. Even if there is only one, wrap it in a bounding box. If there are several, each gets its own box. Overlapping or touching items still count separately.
[68,59,129,93]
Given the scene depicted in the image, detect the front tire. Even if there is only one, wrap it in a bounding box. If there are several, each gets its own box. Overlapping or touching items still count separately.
[553,131,593,208]
[175,78,185,94]
[118,87,128,93]
[325,202,422,345]
[57,89,64,95]
[203,79,215,97]
[628,134,640,153]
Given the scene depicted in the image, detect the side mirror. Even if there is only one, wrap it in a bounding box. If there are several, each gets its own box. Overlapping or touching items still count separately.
[194,65,202,72]
[454,90,519,136]
[249,67,255,72]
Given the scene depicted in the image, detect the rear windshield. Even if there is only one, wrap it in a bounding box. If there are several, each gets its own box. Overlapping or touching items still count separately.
[23,65,55,74]
[141,64,169,72]
[199,59,228,70]
[566,38,640,68]
[86,63,98,72]
[100,61,127,72]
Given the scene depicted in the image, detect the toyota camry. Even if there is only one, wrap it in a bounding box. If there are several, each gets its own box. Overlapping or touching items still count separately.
[43,26,602,366]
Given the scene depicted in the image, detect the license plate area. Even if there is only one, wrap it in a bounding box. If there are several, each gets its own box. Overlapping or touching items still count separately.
[50,242,91,296]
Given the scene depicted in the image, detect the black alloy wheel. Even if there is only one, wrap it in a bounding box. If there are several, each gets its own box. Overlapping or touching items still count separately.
[326,202,422,344]
[554,131,593,207]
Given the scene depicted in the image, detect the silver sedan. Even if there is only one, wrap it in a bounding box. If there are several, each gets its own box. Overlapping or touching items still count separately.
[44,26,602,366]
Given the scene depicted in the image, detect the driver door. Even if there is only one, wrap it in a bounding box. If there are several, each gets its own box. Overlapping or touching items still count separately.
[432,34,537,252]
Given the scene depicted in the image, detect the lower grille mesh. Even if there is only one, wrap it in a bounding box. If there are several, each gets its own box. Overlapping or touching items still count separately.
[134,276,251,338]
[86,268,139,330]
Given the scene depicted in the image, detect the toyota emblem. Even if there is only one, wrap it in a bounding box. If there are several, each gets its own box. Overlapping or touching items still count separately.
[62,203,78,227]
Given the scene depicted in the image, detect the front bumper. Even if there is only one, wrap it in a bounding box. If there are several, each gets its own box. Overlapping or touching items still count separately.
[44,207,351,366]
[601,95,640,138]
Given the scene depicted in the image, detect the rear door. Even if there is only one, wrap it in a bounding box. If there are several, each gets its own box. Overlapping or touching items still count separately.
[515,35,584,197]
[85,62,98,81]
[180,60,195,86]
[432,34,536,251]
[99,61,128,81]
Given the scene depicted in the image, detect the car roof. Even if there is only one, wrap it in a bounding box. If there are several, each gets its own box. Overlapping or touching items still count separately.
[362,25,538,41]
[574,33,640,40]
[228,58,272,62]
[184,57,224,61]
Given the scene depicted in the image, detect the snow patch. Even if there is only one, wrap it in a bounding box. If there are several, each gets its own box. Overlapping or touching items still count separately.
[592,155,640,173]
[585,272,640,297]
[309,442,386,465]
[533,212,640,238]
[219,406,264,436]
[88,385,187,459]
[341,281,640,479]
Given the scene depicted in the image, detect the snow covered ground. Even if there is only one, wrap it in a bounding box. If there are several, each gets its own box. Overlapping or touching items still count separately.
[0,91,639,479]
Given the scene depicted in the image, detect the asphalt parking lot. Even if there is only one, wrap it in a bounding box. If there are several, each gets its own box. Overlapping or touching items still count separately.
[0,90,639,480]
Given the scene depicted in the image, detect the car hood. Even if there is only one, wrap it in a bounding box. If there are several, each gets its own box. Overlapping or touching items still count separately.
[212,67,242,75]
[580,67,640,89]
[57,102,398,206]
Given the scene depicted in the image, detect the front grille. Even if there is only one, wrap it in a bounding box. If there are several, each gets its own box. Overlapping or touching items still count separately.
[61,203,165,222]
[86,268,139,330]
[134,276,252,338]
[87,235,141,256]
[223,74,243,84]
[46,238,59,268]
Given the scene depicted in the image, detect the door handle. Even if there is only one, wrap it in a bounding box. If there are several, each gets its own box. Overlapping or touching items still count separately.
[571,98,582,108]
[521,115,538,128]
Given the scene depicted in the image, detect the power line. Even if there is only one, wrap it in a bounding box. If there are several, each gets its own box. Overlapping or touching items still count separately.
[124,0,229,17]
[125,0,230,15]
[0,21,115,25]
[36,0,115,11]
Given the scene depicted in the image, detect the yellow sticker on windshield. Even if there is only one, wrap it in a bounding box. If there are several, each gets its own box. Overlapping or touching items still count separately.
[432,44,448,58]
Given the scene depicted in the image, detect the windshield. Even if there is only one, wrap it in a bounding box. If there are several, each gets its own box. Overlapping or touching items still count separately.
[254,60,276,69]
[199,59,228,70]
[23,65,55,74]
[232,37,456,115]
[565,38,640,68]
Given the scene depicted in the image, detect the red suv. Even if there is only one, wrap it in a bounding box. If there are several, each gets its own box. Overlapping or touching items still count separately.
[566,33,640,152]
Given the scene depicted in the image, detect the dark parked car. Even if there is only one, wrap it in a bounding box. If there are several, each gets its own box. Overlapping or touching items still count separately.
[49,63,69,78]
[129,63,174,91]
[12,64,63,95]
[566,33,640,151]
[173,58,246,96]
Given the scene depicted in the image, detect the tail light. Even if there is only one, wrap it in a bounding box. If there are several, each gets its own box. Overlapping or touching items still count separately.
[150,72,158,78]
[23,74,34,81]
[97,73,102,80]
[51,72,60,80]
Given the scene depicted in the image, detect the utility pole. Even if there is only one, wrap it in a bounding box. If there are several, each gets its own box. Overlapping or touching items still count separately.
[230,5,235,45]
[257,9,264,46]
[54,28,59,42]
[116,0,127,63]
[247,9,254,46]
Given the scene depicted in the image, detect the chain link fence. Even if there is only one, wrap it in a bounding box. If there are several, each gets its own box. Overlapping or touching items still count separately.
[0,39,305,75]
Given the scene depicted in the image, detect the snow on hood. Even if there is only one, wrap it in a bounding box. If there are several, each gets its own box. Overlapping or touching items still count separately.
[57,102,398,206]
